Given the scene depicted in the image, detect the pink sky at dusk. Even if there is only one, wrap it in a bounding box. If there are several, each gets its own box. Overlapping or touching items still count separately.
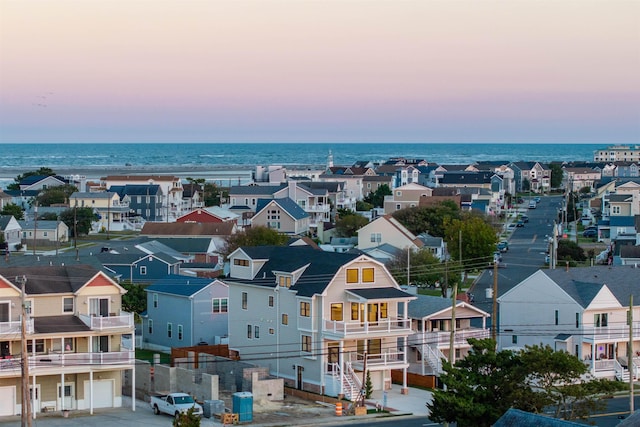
[0,0,638,143]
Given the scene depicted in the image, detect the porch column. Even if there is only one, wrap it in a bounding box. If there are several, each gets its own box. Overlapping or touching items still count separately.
[61,373,65,411]
[61,337,65,368]
[339,341,344,397]
[402,336,409,395]
[421,320,425,376]
[32,374,36,419]
[591,344,596,375]
[131,367,136,411]
[89,370,93,415]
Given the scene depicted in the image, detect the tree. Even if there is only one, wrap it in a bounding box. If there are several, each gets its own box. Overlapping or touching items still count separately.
[392,201,460,237]
[443,212,497,270]
[39,212,59,221]
[59,206,95,237]
[557,239,586,263]
[6,167,56,190]
[1,203,24,220]
[363,184,392,208]
[335,211,369,237]
[173,406,201,427]
[355,200,373,212]
[121,281,148,315]
[364,370,373,399]
[386,248,442,286]
[204,182,225,206]
[35,184,78,206]
[222,226,289,259]
[549,163,564,189]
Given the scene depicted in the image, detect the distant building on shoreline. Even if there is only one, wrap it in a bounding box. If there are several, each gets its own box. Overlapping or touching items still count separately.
[594,145,640,163]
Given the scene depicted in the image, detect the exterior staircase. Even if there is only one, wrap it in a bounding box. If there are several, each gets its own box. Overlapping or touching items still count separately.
[423,344,446,375]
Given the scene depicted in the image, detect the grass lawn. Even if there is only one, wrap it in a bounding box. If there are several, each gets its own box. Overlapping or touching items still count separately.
[136,349,171,364]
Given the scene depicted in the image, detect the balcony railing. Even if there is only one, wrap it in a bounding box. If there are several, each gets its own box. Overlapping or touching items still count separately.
[582,323,640,342]
[0,350,134,376]
[349,351,406,369]
[0,318,34,336]
[78,312,134,331]
[410,328,490,348]
[323,317,412,336]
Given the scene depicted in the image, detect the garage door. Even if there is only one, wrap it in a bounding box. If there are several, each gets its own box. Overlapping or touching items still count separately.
[0,386,16,416]
[84,380,113,409]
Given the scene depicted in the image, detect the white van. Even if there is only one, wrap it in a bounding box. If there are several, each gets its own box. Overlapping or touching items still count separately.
[528,200,537,209]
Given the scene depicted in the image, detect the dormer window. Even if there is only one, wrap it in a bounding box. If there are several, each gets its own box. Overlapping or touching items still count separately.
[346,269,358,283]
[234,259,249,267]
[279,276,292,288]
[362,268,374,283]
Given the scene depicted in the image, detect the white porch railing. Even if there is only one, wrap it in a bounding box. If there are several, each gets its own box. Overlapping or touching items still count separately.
[424,345,445,375]
[78,312,134,330]
[0,350,134,376]
[328,362,361,401]
[323,317,412,336]
[582,323,640,342]
[0,318,34,336]
[614,359,629,381]
[411,328,490,347]
[351,351,405,368]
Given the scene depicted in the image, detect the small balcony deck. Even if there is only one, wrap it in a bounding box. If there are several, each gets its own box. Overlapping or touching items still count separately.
[78,312,134,331]
[0,350,134,377]
[0,318,34,336]
[582,323,640,343]
[409,328,490,349]
[348,350,408,371]
[323,317,412,338]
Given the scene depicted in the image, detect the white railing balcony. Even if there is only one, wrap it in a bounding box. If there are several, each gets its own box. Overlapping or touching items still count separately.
[0,318,34,336]
[305,204,331,213]
[411,328,490,348]
[323,317,412,337]
[78,312,134,331]
[582,323,640,342]
[0,350,134,377]
[349,351,406,370]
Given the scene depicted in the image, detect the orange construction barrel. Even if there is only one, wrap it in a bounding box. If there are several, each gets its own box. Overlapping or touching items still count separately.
[335,402,343,416]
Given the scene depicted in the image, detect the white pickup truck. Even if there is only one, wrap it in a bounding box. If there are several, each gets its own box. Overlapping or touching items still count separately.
[150,392,203,418]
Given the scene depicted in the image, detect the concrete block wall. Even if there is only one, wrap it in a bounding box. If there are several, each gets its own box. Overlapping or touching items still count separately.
[154,364,177,393]
[250,372,284,402]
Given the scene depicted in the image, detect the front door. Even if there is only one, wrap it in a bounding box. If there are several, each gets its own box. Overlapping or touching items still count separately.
[296,366,303,390]
[327,344,339,372]
[92,336,109,353]
[368,304,379,326]
[58,384,73,410]
[29,385,40,413]
[90,298,109,317]
[0,341,9,358]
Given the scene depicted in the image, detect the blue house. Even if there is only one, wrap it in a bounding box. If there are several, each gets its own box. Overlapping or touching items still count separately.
[110,184,164,221]
[97,251,181,283]
[141,277,229,349]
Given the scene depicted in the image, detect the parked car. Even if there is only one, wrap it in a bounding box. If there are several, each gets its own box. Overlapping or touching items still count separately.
[534,196,541,203]
[150,393,203,418]
[516,220,525,227]
[521,215,529,223]
[497,241,509,252]
[528,201,537,209]
[583,229,597,238]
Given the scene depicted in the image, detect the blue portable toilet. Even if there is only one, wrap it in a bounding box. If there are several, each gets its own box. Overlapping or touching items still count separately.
[232,392,253,422]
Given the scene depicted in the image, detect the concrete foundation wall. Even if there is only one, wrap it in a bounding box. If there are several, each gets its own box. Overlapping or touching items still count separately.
[250,372,283,402]
[154,364,176,393]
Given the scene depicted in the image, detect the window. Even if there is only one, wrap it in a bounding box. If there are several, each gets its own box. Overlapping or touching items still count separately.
[362,268,374,283]
[576,313,580,328]
[370,233,381,243]
[302,335,311,353]
[234,259,249,266]
[396,204,401,210]
[148,319,153,334]
[346,269,358,283]
[27,339,45,354]
[594,313,608,327]
[167,323,173,338]
[153,293,158,308]
[178,325,183,340]
[63,297,74,313]
[140,266,147,275]
[300,302,310,317]
[247,324,252,339]
[213,298,228,313]
[269,328,275,335]
[279,276,292,288]
[612,206,621,214]
[268,295,274,307]
[242,292,248,310]
[64,337,74,352]
[254,326,259,339]
[555,310,559,326]
[282,313,288,325]
[331,303,343,321]
[512,335,518,344]
[25,300,33,315]
[351,303,360,321]
[380,302,388,319]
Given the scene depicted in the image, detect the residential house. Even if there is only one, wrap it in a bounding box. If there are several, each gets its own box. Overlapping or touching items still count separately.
[403,295,490,376]
[0,265,134,416]
[18,175,67,191]
[181,183,204,211]
[383,183,433,214]
[176,207,239,224]
[69,192,135,232]
[18,220,69,248]
[0,215,21,251]
[140,237,222,265]
[252,165,287,184]
[141,277,229,350]
[251,198,310,236]
[97,252,182,283]
[613,162,640,178]
[510,162,552,193]
[498,266,640,380]
[109,185,164,222]
[419,188,463,210]
[1,189,39,211]
[563,167,601,193]
[416,233,446,262]
[100,175,184,222]
[594,145,640,163]
[0,191,11,211]
[224,245,416,399]
[362,175,393,200]
[319,166,377,203]
[356,215,422,252]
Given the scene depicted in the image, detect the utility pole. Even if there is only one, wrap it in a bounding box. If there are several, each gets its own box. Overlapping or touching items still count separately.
[74,201,79,261]
[32,203,38,256]
[406,249,410,286]
[17,275,31,427]
[629,295,634,413]
[491,262,498,343]
[107,194,111,240]
[449,281,458,365]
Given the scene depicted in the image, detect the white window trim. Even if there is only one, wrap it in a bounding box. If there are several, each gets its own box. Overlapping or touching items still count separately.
[62,297,74,314]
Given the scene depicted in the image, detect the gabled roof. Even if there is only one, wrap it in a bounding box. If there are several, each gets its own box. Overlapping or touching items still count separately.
[230,184,286,195]
[109,184,161,196]
[543,267,640,308]
[96,251,180,266]
[2,189,40,197]
[440,171,492,185]
[20,175,65,185]
[135,240,194,261]
[346,287,414,300]
[141,237,215,253]
[255,198,309,220]
[18,220,65,230]
[0,265,106,294]
[0,215,18,230]
[229,245,361,297]
[70,191,116,199]
[304,181,344,192]
[494,408,585,426]
[402,294,489,319]
[146,276,221,297]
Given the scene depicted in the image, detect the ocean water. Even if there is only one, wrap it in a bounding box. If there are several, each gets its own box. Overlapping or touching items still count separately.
[0,142,599,170]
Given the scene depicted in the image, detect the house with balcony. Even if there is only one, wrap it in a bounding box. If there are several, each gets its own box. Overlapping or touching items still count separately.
[510,161,552,193]
[498,266,640,381]
[0,265,134,417]
[224,245,416,400]
[108,185,164,223]
[69,192,136,232]
[141,277,228,350]
[383,183,433,214]
[402,295,490,376]
[251,198,310,236]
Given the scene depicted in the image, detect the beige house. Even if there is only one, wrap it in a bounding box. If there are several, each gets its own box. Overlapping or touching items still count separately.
[383,183,433,214]
[0,265,135,417]
[18,220,69,248]
[69,192,135,232]
[357,215,422,252]
[563,167,601,193]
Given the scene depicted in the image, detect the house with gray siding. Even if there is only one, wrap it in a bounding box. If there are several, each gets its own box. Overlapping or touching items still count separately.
[141,277,229,349]
[97,252,181,283]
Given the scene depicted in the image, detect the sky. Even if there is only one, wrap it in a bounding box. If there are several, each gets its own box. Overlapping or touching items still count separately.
[0,0,639,144]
